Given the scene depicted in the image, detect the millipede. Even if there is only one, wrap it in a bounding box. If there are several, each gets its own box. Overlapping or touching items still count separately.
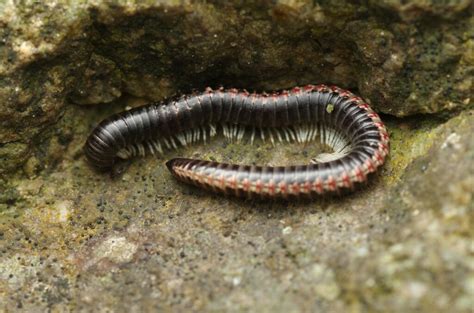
[84,84,389,199]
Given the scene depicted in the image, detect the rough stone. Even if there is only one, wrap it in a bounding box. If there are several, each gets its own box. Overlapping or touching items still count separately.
[0,0,472,175]
[0,1,473,312]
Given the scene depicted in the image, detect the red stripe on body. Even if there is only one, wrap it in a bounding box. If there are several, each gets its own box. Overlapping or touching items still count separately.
[313,178,323,194]
[327,176,337,191]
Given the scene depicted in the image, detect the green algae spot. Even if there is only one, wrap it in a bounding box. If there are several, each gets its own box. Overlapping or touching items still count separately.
[326,103,334,113]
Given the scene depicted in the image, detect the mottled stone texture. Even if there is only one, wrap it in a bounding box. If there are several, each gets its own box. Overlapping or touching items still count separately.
[0,0,472,175]
[0,1,473,312]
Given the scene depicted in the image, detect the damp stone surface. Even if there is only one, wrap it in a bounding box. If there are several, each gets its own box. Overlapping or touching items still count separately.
[0,1,473,312]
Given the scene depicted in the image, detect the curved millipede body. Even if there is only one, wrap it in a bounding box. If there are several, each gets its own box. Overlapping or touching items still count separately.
[84,85,389,198]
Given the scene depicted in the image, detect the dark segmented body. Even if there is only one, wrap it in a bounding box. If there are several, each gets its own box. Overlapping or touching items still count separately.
[84,85,389,198]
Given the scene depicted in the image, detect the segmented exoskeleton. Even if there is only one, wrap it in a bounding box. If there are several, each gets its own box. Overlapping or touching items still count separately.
[84,85,389,198]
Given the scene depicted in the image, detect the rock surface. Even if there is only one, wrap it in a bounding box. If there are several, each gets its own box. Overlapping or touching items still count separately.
[0,1,472,312]
[0,0,472,175]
